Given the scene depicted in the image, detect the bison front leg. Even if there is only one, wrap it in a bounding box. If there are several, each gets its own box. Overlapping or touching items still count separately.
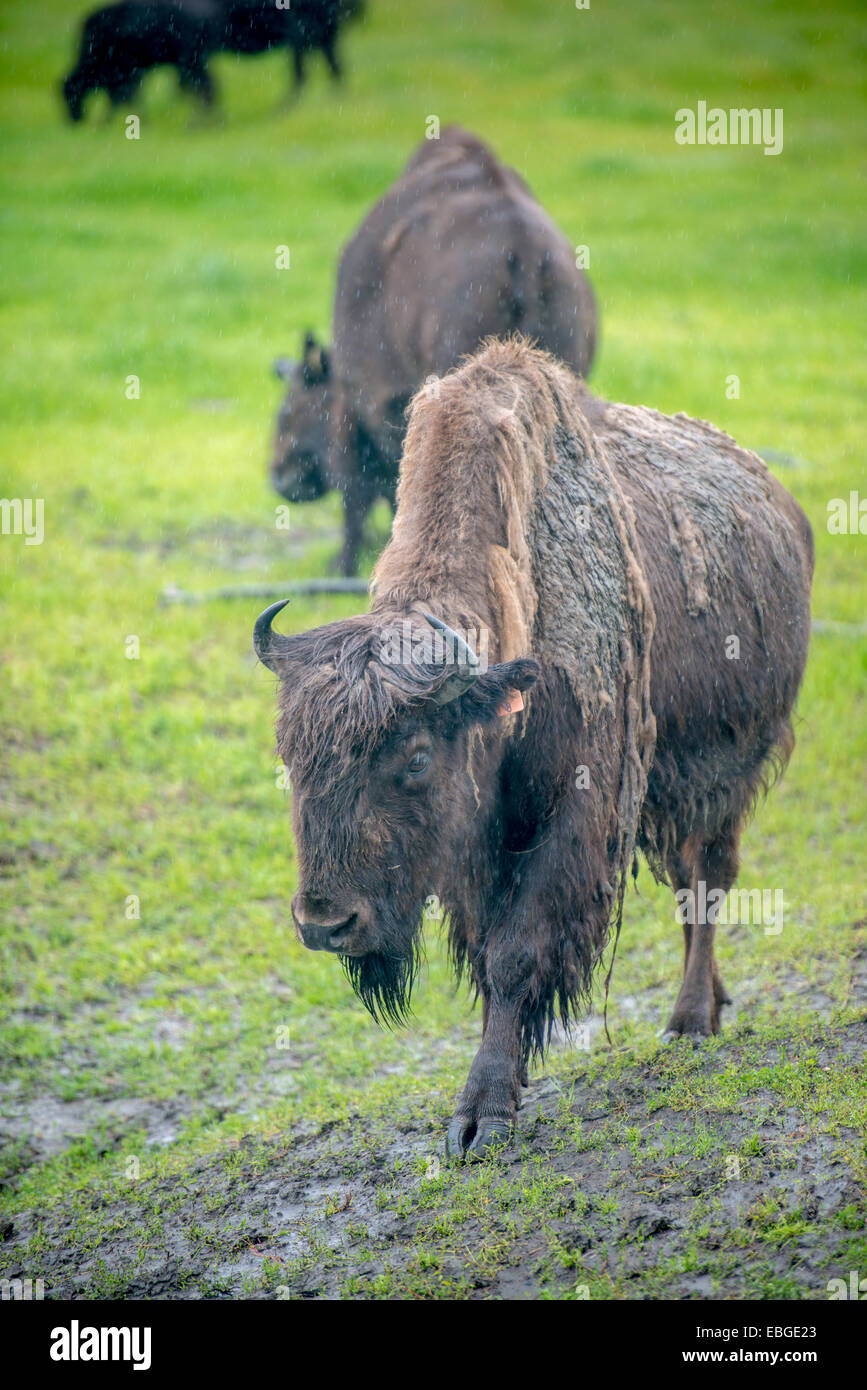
[446,803,587,1158]
[336,482,366,577]
[446,1000,524,1160]
[322,36,342,82]
[330,407,375,577]
[446,927,541,1160]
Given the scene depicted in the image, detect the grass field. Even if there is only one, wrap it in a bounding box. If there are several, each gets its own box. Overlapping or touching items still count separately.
[1,0,865,1299]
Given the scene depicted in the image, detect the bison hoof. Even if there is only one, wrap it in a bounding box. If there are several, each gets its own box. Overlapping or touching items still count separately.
[445,1115,512,1161]
[661,1014,716,1040]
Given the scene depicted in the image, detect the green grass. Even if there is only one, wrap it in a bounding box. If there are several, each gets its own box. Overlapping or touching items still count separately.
[0,0,865,1287]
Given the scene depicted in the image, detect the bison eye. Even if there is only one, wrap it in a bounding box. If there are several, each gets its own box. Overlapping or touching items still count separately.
[407,749,431,777]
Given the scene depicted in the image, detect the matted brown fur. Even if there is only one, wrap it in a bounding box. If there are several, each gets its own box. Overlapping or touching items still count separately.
[265,336,813,1152]
[373,340,658,988]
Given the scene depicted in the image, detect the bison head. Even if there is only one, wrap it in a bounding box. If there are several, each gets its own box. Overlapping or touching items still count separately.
[254,600,540,1023]
[270,332,333,503]
[62,73,87,122]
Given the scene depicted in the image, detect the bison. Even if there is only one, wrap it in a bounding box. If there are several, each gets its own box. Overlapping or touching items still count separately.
[212,0,363,94]
[254,337,813,1159]
[271,127,597,575]
[62,0,361,121]
[62,2,216,121]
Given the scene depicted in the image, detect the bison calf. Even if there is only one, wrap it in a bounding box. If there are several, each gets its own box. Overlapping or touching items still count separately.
[255,338,813,1158]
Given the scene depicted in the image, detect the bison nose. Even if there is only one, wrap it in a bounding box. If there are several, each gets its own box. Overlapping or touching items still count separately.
[269,454,295,498]
[291,894,360,953]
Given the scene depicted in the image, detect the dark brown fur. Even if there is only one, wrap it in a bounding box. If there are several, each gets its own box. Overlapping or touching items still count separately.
[259,338,813,1157]
[271,127,597,574]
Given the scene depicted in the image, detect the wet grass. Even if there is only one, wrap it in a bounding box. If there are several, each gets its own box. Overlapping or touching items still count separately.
[0,0,865,1297]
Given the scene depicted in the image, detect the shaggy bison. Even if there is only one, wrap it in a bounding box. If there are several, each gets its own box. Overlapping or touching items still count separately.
[62,0,361,121]
[255,338,813,1158]
[271,127,597,575]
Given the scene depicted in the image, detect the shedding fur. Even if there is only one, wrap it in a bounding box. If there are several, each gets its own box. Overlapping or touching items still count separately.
[373,340,658,1036]
[266,336,813,1148]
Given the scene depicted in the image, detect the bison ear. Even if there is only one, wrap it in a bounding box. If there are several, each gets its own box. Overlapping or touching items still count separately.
[301,333,330,385]
[453,658,541,726]
[273,356,296,381]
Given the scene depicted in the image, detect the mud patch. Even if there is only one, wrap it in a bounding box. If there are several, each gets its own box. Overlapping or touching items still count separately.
[3,1019,864,1301]
[2,946,862,1182]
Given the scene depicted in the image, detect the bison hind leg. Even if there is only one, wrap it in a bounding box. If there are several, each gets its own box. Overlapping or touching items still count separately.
[664,825,740,1038]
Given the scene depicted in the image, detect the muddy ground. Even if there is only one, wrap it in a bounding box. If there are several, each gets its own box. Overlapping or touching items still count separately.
[3,1011,865,1301]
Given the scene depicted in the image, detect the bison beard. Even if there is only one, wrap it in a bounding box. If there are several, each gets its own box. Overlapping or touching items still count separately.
[341,944,420,1029]
[256,336,813,1160]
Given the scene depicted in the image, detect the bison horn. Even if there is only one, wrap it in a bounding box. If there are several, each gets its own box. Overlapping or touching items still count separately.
[253,598,294,672]
[419,608,481,704]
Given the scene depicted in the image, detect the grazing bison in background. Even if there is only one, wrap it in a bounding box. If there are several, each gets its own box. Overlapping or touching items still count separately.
[255,338,813,1158]
[62,0,362,121]
[212,0,363,95]
[271,126,597,575]
[63,1,215,120]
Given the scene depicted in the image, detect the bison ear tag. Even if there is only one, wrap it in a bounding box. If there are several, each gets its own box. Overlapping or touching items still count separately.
[497,689,524,717]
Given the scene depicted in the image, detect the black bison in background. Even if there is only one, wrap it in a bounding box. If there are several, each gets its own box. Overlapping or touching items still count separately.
[255,337,813,1159]
[62,0,362,121]
[63,1,215,119]
[271,126,597,575]
[214,0,363,92]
